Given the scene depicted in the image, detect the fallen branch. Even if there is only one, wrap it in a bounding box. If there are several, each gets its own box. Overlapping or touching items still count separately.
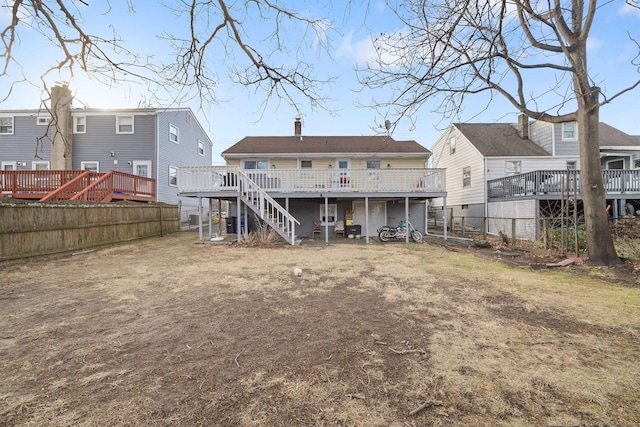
[234,348,245,367]
[409,399,443,416]
[390,348,426,355]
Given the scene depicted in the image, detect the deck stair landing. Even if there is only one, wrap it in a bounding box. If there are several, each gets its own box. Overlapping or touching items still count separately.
[237,170,299,245]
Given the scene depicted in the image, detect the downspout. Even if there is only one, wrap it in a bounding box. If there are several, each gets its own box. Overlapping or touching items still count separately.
[484,157,489,234]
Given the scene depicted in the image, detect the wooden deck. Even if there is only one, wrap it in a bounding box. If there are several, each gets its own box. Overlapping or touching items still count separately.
[178,166,447,198]
[0,170,156,202]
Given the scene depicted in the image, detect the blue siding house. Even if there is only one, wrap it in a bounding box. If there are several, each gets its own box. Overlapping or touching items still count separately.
[0,85,213,220]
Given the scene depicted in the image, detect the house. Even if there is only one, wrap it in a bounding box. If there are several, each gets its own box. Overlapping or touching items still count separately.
[430,116,640,239]
[178,119,447,244]
[0,85,213,220]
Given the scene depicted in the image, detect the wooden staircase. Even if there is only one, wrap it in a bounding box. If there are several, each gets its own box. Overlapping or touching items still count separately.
[237,170,300,245]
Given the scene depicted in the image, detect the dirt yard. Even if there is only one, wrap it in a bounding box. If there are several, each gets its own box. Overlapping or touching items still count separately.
[1,232,639,426]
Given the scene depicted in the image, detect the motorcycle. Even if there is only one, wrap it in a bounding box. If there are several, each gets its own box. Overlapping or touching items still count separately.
[377,220,423,243]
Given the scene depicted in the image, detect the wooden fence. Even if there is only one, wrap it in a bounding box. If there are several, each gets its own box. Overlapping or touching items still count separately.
[0,201,180,261]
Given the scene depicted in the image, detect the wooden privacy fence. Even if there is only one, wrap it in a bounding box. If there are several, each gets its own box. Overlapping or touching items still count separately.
[0,202,180,261]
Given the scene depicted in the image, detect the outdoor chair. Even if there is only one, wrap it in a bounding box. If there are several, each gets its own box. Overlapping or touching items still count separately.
[334,220,345,238]
[312,220,322,238]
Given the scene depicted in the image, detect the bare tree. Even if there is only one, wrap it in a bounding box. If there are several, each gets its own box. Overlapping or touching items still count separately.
[0,0,335,112]
[358,0,640,266]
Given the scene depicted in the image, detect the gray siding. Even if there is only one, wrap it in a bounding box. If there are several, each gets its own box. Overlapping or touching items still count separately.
[553,123,580,156]
[0,108,213,206]
[528,121,553,154]
[157,110,212,206]
[0,114,52,169]
[72,113,157,173]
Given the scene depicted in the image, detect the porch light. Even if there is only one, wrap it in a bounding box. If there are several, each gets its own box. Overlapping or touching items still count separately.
[271,164,276,169]
[328,164,332,169]
[387,163,391,168]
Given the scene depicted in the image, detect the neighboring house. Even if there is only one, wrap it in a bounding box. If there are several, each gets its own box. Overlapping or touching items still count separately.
[178,119,447,244]
[0,85,213,220]
[431,115,640,239]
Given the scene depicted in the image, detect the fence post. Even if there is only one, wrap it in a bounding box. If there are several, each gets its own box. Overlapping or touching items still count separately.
[461,217,465,237]
[511,218,516,247]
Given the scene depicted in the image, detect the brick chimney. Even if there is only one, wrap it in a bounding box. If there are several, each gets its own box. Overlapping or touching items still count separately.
[294,117,302,137]
[517,113,529,140]
[50,85,73,170]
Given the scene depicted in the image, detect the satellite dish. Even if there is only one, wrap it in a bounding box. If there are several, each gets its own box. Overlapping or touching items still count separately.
[384,119,391,131]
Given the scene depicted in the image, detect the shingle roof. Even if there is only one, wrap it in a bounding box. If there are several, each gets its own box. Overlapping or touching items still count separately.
[221,135,431,157]
[454,123,550,157]
[599,123,640,147]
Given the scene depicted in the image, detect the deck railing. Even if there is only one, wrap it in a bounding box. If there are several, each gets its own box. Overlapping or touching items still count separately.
[0,170,156,202]
[179,166,447,194]
[488,169,640,199]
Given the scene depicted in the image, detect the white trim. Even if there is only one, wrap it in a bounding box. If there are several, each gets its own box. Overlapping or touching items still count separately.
[81,161,99,172]
[36,116,52,125]
[169,123,179,144]
[32,161,50,170]
[116,115,134,134]
[197,140,205,157]
[168,165,179,187]
[132,160,152,177]
[1,161,17,170]
[73,115,86,134]
[0,116,14,135]
[561,122,578,141]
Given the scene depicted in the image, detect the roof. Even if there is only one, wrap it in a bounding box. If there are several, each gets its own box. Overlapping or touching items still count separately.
[454,123,550,157]
[599,123,640,147]
[222,135,431,157]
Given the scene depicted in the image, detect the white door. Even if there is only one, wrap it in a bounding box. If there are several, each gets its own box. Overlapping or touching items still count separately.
[353,201,386,236]
[2,161,17,171]
[132,160,152,177]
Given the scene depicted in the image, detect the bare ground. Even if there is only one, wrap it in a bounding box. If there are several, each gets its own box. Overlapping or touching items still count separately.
[1,232,639,426]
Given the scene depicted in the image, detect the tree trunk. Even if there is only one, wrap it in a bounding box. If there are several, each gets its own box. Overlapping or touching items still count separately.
[577,91,621,265]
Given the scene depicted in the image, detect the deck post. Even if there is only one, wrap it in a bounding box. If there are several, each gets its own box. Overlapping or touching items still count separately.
[443,196,448,240]
[324,197,329,243]
[405,197,410,243]
[365,197,370,244]
[198,197,203,242]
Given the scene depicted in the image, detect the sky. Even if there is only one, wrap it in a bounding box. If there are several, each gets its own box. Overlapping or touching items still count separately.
[1,0,640,165]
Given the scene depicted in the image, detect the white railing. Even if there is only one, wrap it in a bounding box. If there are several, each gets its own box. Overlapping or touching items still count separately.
[179,166,447,194]
[237,170,300,245]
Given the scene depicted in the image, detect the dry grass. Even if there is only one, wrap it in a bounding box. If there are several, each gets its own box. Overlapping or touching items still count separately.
[0,232,639,426]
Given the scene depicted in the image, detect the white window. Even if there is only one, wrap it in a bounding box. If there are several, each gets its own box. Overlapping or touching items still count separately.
[81,161,99,173]
[449,136,456,154]
[2,161,17,170]
[32,161,50,170]
[74,116,86,133]
[0,117,14,135]
[366,159,381,169]
[169,166,178,186]
[319,203,337,225]
[37,116,51,125]
[116,115,134,134]
[505,161,521,176]
[463,166,471,187]
[169,124,179,144]
[244,160,269,169]
[562,122,577,141]
[197,140,205,156]
[300,160,313,168]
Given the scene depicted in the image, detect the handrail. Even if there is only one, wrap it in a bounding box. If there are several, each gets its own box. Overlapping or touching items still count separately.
[487,169,640,199]
[40,170,93,201]
[71,170,114,202]
[237,169,300,244]
[178,166,447,194]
